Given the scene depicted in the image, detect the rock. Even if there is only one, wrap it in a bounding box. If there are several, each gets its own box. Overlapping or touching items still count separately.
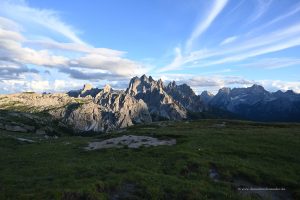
[209,84,300,122]
[4,125,27,132]
[16,138,35,143]
[200,91,214,105]
[65,88,152,133]
[0,123,4,129]
[165,81,205,112]
[36,128,46,135]
[23,125,35,132]
[85,135,176,150]
[126,75,187,120]
[1,76,300,134]
[82,83,93,92]
[103,84,111,93]
[67,83,101,98]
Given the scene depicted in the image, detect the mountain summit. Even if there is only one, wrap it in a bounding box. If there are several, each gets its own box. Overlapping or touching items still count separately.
[0,75,299,134]
[126,75,187,120]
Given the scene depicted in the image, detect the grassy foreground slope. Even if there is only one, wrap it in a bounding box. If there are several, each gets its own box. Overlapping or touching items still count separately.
[0,120,299,199]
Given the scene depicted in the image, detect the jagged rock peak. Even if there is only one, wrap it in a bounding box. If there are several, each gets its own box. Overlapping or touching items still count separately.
[250,84,265,91]
[126,74,187,120]
[157,78,163,88]
[219,87,231,94]
[141,74,149,82]
[286,90,296,94]
[83,83,93,92]
[200,91,214,105]
[103,84,111,93]
[149,76,154,82]
[201,91,214,96]
[168,81,176,87]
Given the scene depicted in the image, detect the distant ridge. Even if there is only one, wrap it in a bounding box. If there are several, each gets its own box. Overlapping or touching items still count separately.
[0,75,300,134]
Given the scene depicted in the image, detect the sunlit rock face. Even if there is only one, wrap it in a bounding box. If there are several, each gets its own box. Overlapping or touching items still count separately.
[1,75,300,134]
[0,85,152,133]
[126,75,187,121]
[165,81,205,112]
[56,85,152,132]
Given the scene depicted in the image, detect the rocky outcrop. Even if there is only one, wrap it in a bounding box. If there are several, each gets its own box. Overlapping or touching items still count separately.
[1,76,300,134]
[0,84,152,133]
[165,81,204,112]
[65,87,152,132]
[200,91,214,105]
[67,83,101,98]
[126,75,187,120]
[0,110,62,135]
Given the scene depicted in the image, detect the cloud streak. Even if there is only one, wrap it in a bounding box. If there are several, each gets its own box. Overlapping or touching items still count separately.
[248,0,273,23]
[0,0,84,44]
[162,21,300,71]
[220,36,238,45]
[0,0,150,84]
[185,0,228,50]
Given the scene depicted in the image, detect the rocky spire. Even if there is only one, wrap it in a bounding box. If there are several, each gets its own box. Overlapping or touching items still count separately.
[82,83,93,92]
[103,84,111,93]
[140,74,149,82]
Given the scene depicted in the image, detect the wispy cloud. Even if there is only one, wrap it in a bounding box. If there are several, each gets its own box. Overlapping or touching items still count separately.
[199,35,300,67]
[0,0,84,44]
[162,21,300,71]
[161,0,300,74]
[220,36,238,45]
[248,0,273,23]
[249,2,300,34]
[185,0,228,50]
[0,0,151,85]
[239,57,300,69]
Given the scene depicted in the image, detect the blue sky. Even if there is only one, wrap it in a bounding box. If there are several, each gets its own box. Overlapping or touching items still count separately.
[0,0,300,94]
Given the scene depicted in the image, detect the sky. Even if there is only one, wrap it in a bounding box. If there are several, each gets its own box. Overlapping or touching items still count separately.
[0,0,300,94]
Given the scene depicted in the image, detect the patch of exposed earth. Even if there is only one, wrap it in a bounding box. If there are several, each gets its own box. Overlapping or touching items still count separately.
[85,135,176,150]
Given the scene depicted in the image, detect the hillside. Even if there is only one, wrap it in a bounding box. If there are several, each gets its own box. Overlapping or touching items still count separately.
[0,119,299,199]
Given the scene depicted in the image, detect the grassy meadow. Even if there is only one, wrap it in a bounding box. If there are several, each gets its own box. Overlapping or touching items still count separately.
[0,119,299,199]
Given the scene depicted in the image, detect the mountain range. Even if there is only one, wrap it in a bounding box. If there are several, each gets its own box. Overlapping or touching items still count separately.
[0,75,299,134]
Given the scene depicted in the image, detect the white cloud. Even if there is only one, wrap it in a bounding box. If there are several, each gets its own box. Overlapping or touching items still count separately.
[0,5,150,85]
[0,0,84,44]
[0,73,88,93]
[258,80,300,93]
[158,47,183,72]
[249,2,300,34]
[0,29,24,41]
[25,38,125,56]
[162,22,300,71]
[248,0,273,23]
[70,53,148,77]
[0,16,22,31]
[186,0,228,50]
[202,36,300,66]
[239,57,300,69]
[220,36,237,45]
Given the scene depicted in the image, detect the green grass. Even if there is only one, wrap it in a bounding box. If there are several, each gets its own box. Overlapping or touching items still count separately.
[0,119,299,199]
